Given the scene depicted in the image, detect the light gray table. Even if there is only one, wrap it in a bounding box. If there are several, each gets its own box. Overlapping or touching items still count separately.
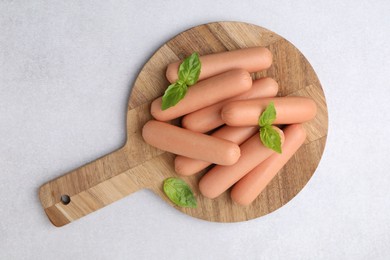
[1,1,389,259]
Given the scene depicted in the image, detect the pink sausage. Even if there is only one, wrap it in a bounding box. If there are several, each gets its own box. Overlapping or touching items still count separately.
[221,97,317,126]
[142,120,241,166]
[166,47,273,83]
[231,124,307,205]
[151,69,252,121]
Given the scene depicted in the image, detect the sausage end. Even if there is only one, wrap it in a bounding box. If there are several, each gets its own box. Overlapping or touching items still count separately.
[198,176,220,199]
[259,47,273,69]
[222,143,241,166]
[165,62,179,83]
[261,77,279,96]
[231,191,253,206]
[174,156,194,176]
[235,69,253,91]
[141,120,155,145]
[150,97,168,121]
[181,115,196,131]
[308,98,318,120]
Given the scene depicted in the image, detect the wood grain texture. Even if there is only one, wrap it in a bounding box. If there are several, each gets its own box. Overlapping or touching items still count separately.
[39,21,328,227]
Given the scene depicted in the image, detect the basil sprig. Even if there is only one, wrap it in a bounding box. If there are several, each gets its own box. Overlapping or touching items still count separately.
[258,102,282,153]
[161,52,201,110]
[163,177,197,208]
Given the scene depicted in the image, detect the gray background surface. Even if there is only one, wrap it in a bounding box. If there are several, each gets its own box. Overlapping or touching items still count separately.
[1,1,390,259]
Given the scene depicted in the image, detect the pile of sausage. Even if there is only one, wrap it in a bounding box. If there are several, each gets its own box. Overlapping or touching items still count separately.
[142,47,317,206]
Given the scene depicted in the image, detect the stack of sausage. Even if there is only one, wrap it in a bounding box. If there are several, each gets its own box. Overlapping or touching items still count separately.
[142,47,317,205]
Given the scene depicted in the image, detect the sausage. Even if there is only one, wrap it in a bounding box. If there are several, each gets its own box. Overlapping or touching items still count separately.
[175,126,258,176]
[142,120,241,166]
[166,47,273,83]
[198,127,284,199]
[151,69,252,121]
[221,97,317,126]
[181,77,279,133]
[230,124,306,206]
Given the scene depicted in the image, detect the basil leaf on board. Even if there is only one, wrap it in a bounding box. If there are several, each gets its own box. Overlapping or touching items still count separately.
[258,102,276,127]
[161,82,188,110]
[178,52,201,86]
[163,177,197,208]
[260,125,282,154]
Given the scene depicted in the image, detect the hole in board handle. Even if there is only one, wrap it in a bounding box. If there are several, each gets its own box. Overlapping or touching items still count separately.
[60,195,71,205]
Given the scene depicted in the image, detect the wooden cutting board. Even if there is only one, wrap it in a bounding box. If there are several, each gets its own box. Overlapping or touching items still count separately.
[39,21,328,227]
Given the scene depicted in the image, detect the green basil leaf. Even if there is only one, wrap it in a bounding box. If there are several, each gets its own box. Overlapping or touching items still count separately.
[161,82,187,110]
[260,125,282,154]
[258,102,276,127]
[163,177,197,208]
[160,52,201,110]
[178,52,201,86]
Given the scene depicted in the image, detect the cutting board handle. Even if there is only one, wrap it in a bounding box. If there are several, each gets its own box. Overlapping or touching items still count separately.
[39,147,145,227]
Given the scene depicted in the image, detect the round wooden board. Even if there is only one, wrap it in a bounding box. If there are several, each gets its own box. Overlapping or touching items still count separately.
[129,21,328,222]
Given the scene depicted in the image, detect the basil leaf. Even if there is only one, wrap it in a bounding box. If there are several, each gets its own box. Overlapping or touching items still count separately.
[258,102,276,127]
[178,52,201,86]
[160,52,201,110]
[260,125,282,154]
[163,177,197,208]
[161,82,187,110]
